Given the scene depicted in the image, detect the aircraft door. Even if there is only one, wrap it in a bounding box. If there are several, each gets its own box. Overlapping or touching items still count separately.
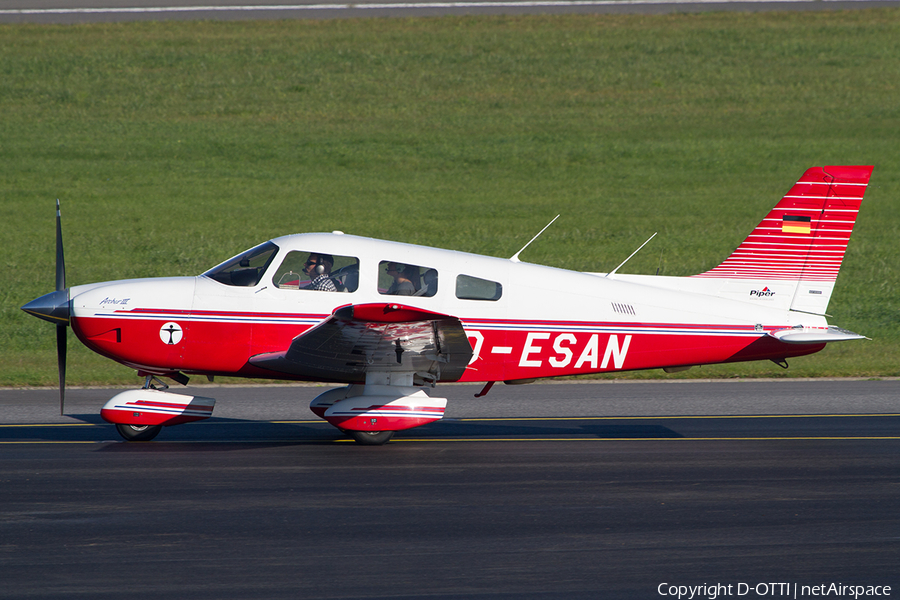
[250,251,361,359]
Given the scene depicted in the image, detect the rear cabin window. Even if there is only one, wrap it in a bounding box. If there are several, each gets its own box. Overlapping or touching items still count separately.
[273,251,359,292]
[378,262,438,297]
[456,274,502,301]
[204,242,279,287]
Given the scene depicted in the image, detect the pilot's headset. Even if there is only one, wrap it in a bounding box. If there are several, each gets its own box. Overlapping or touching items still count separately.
[315,254,334,275]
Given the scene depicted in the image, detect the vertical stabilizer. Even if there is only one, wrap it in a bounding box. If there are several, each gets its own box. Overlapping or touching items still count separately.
[692,165,873,314]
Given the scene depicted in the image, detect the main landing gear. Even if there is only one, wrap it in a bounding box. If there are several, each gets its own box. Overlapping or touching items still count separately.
[115,423,163,442]
[105,376,440,445]
[310,381,447,445]
[349,430,395,445]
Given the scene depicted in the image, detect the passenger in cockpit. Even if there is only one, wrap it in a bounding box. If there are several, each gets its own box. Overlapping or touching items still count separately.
[304,253,337,292]
[385,263,416,296]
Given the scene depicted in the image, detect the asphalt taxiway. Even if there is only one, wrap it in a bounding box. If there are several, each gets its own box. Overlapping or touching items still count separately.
[1,380,898,599]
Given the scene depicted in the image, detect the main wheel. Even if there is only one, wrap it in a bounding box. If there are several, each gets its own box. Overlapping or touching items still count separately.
[349,430,394,445]
[115,423,162,442]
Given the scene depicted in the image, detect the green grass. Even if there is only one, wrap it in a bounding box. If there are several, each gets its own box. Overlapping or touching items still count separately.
[2,10,899,386]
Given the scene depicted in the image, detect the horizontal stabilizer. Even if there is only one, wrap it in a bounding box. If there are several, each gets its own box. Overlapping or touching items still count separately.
[768,326,867,344]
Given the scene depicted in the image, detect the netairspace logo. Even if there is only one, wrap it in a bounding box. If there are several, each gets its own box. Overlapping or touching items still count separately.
[658,582,892,600]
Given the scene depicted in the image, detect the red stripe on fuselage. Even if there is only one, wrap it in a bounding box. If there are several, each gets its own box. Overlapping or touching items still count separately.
[72,312,820,383]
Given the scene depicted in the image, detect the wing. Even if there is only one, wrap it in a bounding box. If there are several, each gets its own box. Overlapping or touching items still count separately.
[249,303,473,383]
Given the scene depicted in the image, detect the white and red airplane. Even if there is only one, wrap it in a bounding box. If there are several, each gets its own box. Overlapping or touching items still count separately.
[22,165,873,444]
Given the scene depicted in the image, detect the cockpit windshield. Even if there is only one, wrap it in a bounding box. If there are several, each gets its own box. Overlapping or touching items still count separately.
[203,241,279,287]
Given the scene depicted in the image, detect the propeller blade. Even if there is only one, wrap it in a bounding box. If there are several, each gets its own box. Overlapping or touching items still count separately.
[57,323,67,416]
[21,200,71,415]
[55,199,67,415]
[55,199,65,292]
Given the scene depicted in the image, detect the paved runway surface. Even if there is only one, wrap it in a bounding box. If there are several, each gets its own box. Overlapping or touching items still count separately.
[2,0,899,23]
[1,380,898,599]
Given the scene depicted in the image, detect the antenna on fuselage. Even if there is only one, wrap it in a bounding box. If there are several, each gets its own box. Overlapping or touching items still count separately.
[510,215,560,263]
[606,232,657,279]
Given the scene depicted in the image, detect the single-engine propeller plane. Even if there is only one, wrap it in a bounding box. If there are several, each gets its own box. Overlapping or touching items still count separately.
[22,165,873,444]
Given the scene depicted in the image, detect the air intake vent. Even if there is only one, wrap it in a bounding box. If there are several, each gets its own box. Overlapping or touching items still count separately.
[611,302,636,315]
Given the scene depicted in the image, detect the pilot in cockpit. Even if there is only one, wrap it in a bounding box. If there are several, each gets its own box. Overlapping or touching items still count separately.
[304,253,337,292]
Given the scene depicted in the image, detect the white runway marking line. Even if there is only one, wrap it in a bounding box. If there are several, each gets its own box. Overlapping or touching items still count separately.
[0,0,889,16]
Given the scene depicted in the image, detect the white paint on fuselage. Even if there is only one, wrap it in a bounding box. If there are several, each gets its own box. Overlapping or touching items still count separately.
[69,232,827,332]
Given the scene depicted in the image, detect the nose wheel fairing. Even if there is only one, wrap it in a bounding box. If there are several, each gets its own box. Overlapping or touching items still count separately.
[101,389,216,428]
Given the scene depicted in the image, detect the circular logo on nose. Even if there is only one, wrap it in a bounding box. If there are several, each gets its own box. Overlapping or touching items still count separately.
[160,322,183,345]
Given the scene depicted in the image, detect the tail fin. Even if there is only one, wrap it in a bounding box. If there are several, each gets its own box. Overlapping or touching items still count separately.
[692,165,873,314]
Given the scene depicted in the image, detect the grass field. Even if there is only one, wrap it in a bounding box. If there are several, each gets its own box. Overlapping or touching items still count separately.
[1,9,898,386]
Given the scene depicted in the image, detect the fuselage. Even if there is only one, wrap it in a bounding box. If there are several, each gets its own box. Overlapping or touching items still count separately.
[67,232,826,383]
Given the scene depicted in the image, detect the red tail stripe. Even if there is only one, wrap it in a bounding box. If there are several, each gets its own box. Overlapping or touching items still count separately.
[693,166,872,281]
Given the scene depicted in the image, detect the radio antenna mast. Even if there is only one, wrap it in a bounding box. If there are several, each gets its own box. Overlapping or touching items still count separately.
[606,232,657,278]
[510,215,560,263]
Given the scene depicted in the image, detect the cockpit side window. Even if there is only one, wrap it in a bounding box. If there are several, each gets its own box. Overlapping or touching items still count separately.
[203,242,278,287]
[456,274,502,301]
[378,261,438,297]
[273,251,359,293]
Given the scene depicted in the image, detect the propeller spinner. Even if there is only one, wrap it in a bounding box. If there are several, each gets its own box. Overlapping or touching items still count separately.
[21,200,70,415]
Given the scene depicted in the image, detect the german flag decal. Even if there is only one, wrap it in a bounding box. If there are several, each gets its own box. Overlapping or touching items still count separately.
[782,214,812,234]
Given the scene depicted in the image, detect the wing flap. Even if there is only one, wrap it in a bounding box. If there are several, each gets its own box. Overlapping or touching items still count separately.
[249,303,473,382]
